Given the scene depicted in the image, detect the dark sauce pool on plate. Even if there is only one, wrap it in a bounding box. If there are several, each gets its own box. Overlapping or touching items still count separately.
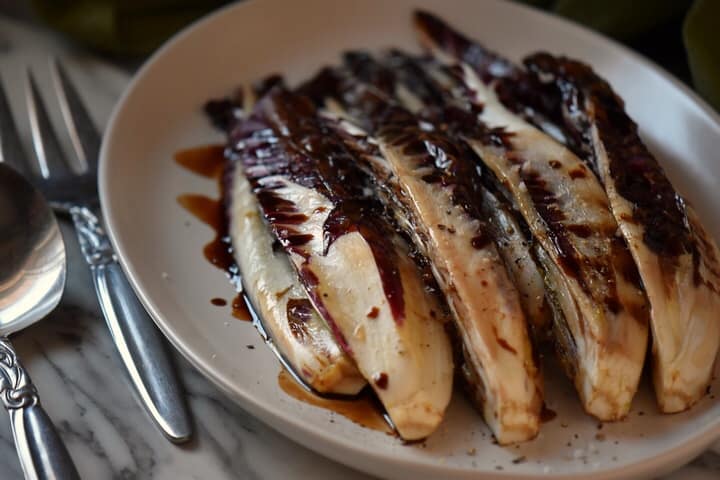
[175,145,251,321]
[278,370,393,435]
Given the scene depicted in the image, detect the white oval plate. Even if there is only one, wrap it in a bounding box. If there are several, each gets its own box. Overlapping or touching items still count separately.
[99,0,720,478]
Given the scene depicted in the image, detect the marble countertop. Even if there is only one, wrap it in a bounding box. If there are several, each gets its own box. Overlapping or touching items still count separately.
[0,13,718,480]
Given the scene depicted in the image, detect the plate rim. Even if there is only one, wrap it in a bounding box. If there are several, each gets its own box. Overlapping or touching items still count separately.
[98,1,720,478]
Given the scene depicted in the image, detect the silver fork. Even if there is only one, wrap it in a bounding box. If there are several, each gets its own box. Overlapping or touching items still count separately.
[0,60,192,443]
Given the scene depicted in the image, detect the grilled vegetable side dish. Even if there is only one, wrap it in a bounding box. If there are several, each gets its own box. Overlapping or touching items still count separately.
[195,9,720,445]
[414,12,650,421]
[304,66,543,443]
[524,53,720,412]
[230,88,454,440]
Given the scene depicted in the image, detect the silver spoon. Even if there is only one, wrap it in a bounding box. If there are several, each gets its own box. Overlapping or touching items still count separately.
[0,162,80,479]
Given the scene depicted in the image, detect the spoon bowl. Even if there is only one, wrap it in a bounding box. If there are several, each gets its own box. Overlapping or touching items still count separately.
[0,163,65,333]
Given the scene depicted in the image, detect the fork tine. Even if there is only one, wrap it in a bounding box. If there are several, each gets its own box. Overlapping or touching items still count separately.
[0,75,30,176]
[51,58,101,173]
[25,69,73,179]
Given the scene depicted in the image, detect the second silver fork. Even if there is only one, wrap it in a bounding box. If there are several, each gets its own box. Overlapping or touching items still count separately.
[1,60,192,443]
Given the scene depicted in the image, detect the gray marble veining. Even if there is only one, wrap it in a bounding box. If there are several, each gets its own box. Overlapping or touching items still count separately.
[0,13,718,480]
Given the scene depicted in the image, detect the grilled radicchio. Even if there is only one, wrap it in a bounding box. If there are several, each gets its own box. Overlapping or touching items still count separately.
[202,10,720,445]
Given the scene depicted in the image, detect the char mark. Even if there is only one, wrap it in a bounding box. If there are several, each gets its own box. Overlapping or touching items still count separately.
[413,10,563,126]
[524,53,694,262]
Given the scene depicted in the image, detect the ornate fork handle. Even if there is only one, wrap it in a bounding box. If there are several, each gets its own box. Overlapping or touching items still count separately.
[0,336,80,480]
[69,205,115,266]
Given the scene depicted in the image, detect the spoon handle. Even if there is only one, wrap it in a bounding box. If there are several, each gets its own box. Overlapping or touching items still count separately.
[0,336,80,480]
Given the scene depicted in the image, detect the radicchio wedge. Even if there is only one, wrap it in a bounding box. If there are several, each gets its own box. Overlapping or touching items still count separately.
[231,88,454,440]
[226,160,366,395]
[206,91,366,395]
[524,53,720,412]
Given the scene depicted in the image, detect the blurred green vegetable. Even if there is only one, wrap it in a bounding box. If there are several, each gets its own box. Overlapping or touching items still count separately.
[553,0,692,40]
[684,0,720,110]
[31,0,227,56]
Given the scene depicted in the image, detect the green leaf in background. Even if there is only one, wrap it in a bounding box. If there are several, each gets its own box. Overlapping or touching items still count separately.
[31,0,228,56]
[684,0,720,111]
[552,0,692,40]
